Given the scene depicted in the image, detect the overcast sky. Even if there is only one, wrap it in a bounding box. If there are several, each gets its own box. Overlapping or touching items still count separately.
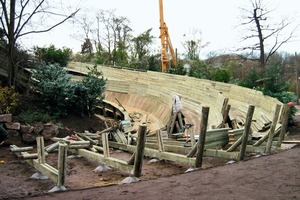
[20,0,300,58]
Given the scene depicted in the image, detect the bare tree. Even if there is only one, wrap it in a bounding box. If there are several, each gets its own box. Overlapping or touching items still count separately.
[95,10,132,65]
[181,28,209,60]
[0,0,79,87]
[238,0,298,68]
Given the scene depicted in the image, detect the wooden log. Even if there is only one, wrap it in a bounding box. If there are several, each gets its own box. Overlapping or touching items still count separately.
[265,104,281,154]
[133,124,147,177]
[276,104,290,148]
[96,126,114,135]
[21,152,38,159]
[76,132,98,145]
[76,135,97,152]
[10,145,33,152]
[46,136,70,153]
[69,140,91,145]
[195,106,209,168]
[156,130,165,152]
[93,145,104,152]
[57,143,67,187]
[68,144,91,149]
[37,137,46,164]
[239,105,255,161]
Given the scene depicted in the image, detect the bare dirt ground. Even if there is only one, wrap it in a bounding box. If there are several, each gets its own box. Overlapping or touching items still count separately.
[0,109,300,200]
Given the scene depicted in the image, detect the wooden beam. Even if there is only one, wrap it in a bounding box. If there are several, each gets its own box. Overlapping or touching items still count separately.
[156,130,165,152]
[133,124,147,177]
[70,149,133,172]
[239,105,255,161]
[276,104,290,148]
[265,104,281,154]
[57,143,67,187]
[10,145,34,152]
[109,141,195,165]
[195,106,209,168]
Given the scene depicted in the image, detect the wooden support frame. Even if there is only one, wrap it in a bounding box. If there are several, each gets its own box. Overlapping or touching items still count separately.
[10,137,67,189]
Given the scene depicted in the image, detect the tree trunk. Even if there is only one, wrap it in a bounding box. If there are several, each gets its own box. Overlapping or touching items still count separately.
[8,0,16,86]
[254,8,265,68]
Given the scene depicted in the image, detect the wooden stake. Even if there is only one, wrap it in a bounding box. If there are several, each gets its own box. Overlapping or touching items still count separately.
[277,104,290,148]
[57,143,67,187]
[102,132,110,157]
[169,112,178,136]
[156,130,165,152]
[37,137,45,164]
[177,112,184,130]
[195,106,209,168]
[239,105,255,161]
[133,124,147,177]
[265,104,282,154]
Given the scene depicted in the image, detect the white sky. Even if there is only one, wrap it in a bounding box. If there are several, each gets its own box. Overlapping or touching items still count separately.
[20,0,300,58]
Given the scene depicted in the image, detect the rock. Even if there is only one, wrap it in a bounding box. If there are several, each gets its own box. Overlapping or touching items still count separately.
[5,130,23,146]
[41,123,59,140]
[48,186,67,193]
[120,176,140,184]
[34,122,44,134]
[4,122,20,130]
[30,172,49,180]
[22,132,39,144]
[93,165,112,173]
[20,125,34,134]
[0,114,12,123]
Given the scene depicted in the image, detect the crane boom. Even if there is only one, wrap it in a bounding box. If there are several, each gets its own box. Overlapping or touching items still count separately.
[159,0,176,72]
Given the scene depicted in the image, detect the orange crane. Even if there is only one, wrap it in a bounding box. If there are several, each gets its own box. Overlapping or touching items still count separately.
[159,0,177,72]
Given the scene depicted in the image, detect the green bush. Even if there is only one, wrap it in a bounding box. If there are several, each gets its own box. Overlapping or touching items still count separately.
[15,110,52,125]
[70,65,106,116]
[210,68,230,83]
[32,63,106,118]
[34,45,72,67]
[0,86,18,114]
[31,63,74,117]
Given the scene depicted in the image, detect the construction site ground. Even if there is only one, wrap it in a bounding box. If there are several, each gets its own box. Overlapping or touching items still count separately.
[0,108,300,200]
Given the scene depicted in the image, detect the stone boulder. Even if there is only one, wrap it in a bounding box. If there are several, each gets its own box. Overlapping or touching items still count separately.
[41,123,59,140]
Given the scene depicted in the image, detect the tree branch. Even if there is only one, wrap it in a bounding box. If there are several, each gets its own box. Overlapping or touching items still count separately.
[18,9,79,38]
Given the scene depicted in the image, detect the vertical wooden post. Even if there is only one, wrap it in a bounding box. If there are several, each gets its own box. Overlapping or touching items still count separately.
[156,130,165,152]
[169,112,178,135]
[133,124,147,177]
[277,104,290,148]
[57,143,67,187]
[103,105,107,117]
[220,104,231,128]
[221,98,229,114]
[195,106,209,168]
[190,126,196,147]
[265,104,282,154]
[177,112,184,131]
[113,107,117,121]
[102,132,110,157]
[36,137,45,164]
[239,105,255,160]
